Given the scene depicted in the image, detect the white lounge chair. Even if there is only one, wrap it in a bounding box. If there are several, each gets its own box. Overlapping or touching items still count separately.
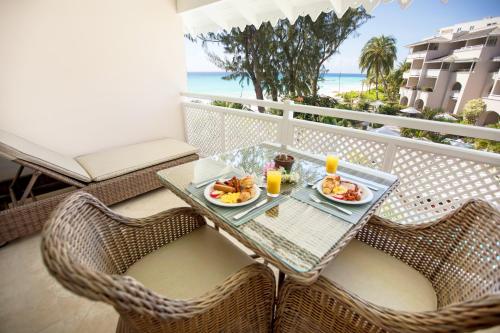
[0,129,198,244]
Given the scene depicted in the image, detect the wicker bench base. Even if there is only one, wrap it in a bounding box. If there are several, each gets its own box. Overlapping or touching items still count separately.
[0,154,198,244]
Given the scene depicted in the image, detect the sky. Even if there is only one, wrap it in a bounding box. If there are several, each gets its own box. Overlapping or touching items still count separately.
[184,0,500,74]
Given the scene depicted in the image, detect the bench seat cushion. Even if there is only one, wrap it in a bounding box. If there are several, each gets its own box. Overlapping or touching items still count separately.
[321,239,437,312]
[126,225,253,299]
[0,129,91,182]
[75,138,198,181]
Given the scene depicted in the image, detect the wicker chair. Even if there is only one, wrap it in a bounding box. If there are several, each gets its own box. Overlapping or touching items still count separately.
[42,192,275,333]
[274,199,500,333]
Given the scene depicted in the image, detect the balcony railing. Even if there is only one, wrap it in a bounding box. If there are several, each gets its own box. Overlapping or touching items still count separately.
[409,69,422,76]
[399,87,416,99]
[425,69,441,77]
[407,51,427,60]
[181,92,499,226]
[452,45,483,60]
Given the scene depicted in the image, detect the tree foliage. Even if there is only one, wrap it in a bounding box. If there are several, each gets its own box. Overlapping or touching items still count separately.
[195,24,277,110]
[462,98,486,124]
[359,35,397,99]
[384,62,410,102]
[298,10,370,97]
[189,9,370,104]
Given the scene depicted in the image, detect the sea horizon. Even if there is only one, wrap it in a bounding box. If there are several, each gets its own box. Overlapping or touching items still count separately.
[188,71,364,75]
[187,72,366,97]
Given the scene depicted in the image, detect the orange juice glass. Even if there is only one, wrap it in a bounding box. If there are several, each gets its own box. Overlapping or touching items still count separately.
[266,170,282,197]
[325,154,339,175]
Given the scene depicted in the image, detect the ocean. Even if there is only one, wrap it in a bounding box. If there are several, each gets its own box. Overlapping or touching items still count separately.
[187,72,366,98]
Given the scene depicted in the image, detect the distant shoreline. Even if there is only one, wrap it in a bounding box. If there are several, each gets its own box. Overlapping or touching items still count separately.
[187,72,366,97]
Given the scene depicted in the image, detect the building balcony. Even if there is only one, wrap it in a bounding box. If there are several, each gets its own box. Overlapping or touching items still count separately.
[483,96,500,112]
[179,93,499,227]
[407,50,427,60]
[399,87,417,100]
[452,44,483,60]
[2,90,500,333]
[415,89,431,103]
[413,89,436,109]
[2,1,500,332]
[425,69,441,77]
[404,69,423,78]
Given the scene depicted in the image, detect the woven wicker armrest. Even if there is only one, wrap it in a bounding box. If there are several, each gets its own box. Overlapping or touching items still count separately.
[42,192,276,332]
[355,198,500,309]
[285,275,500,333]
[42,192,207,301]
[43,192,206,271]
[275,199,499,333]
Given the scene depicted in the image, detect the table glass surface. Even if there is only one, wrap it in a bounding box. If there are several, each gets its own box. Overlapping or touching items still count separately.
[158,143,398,273]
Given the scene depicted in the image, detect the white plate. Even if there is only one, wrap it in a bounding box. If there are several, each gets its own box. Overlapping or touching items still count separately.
[203,182,261,207]
[316,179,373,205]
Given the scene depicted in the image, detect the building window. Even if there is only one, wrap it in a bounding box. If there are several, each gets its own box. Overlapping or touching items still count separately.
[457,27,462,32]
[452,82,462,92]
[414,99,424,111]
[442,62,450,70]
[487,37,497,47]
[469,25,474,30]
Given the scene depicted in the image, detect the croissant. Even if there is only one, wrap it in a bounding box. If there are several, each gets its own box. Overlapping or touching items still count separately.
[240,176,254,189]
[238,191,252,202]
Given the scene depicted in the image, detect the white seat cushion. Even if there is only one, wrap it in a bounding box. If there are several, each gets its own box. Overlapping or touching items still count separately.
[321,240,437,312]
[0,129,91,182]
[126,225,253,299]
[75,138,198,181]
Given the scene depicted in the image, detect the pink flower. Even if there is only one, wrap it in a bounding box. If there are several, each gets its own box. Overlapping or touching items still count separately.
[263,162,276,177]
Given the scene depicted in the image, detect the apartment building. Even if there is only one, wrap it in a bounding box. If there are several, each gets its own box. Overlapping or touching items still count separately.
[400,17,500,114]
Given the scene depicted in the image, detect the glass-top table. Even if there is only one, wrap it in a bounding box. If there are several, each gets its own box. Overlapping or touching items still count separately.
[157,143,399,284]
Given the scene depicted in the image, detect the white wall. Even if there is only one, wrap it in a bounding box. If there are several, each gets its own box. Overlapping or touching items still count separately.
[0,0,187,158]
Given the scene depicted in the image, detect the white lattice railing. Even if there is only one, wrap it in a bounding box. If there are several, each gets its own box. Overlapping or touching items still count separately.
[181,92,500,224]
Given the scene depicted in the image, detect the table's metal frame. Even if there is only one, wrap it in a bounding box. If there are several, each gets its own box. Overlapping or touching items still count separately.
[159,148,399,285]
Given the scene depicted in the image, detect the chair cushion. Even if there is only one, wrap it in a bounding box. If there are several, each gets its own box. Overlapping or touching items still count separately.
[75,138,198,181]
[0,129,91,182]
[321,240,437,312]
[125,225,253,299]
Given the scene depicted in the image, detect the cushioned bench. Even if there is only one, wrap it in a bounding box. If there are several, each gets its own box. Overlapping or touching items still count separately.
[0,129,199,243]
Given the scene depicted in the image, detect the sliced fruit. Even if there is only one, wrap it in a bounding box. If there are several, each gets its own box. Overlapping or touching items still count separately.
[210,190,224,198]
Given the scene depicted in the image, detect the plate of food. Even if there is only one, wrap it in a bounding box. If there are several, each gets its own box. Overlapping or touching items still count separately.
[204,175,261,207]
[317,175,373,205]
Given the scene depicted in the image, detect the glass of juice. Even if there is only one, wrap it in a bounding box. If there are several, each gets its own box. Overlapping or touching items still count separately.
[325,153,339,175]
[266,170,282,197]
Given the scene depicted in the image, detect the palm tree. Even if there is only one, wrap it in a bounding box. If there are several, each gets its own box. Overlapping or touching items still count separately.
[359,35,397,99]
